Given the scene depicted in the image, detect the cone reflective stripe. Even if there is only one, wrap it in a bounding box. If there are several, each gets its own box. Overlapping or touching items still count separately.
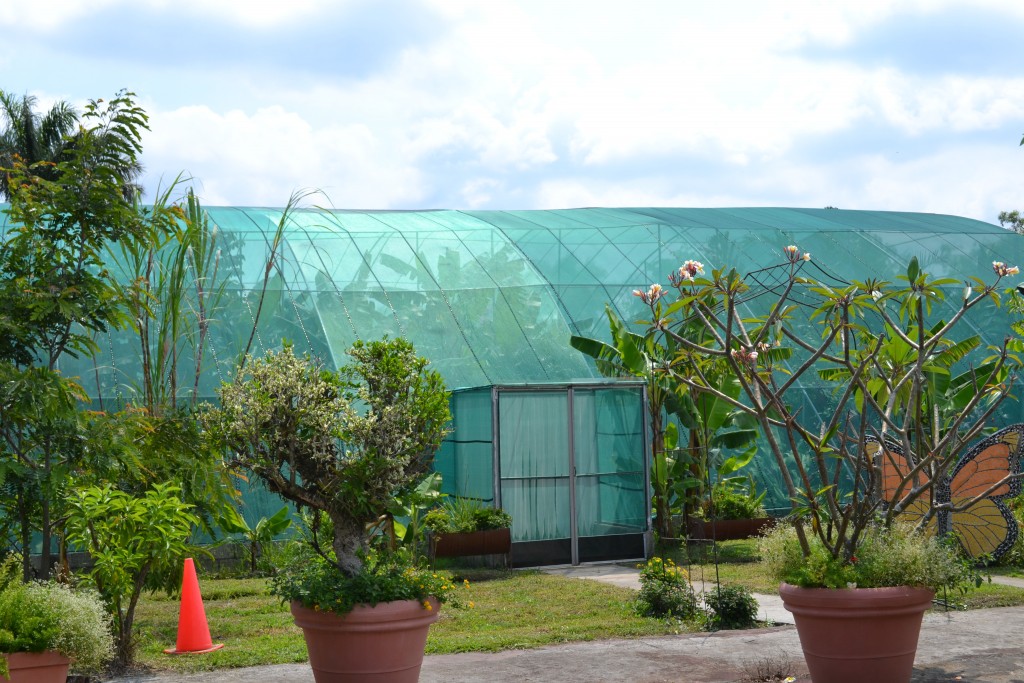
[164,558,224,654]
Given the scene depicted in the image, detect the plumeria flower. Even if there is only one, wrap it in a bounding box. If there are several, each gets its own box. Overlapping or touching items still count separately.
[730,348,759,365]
[679,259,704,280]
[993,261,1020,277]
[783,244,809,264]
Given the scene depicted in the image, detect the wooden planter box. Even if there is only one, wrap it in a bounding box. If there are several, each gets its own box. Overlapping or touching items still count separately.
[430,528,512,558]
[687,517,772,541]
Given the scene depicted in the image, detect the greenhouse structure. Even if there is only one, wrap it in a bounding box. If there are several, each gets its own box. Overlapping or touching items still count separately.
[2,205,1021,566]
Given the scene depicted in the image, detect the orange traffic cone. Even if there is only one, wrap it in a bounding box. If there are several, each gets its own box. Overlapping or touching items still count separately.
[164,558,224,654]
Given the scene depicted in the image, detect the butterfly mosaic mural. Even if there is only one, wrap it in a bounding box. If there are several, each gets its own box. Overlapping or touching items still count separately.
[866,424,1024,560]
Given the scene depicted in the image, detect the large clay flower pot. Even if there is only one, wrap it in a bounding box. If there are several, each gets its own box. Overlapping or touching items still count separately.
[2,652,70,683]
[291,599,439,683]
[779,583,934,683]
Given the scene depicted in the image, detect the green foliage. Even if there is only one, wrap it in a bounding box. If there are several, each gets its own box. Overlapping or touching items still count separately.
[271,546,465,615]
[64,483,199,669]
[221,506,293,575]
[0,90,153,580]
[999,209,1024,235]
[0,90,148,366]
[704,480,767,521]
[758,523,979,592]
[381,472,444,558]
[423,498,512,534]
[704,585,758,630]
[0,91,79,200]
[0,556,112,677]
[634,556,698,619]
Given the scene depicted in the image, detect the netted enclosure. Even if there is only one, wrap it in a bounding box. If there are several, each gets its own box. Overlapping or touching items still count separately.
[1,205,1019,544]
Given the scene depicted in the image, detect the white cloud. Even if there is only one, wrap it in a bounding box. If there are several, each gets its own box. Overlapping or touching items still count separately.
[0,0,119,30]
[143,104,426,208]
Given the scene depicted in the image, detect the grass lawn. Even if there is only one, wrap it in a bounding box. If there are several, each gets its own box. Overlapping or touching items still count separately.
[131,541,1024,674]
[134,569,685,674]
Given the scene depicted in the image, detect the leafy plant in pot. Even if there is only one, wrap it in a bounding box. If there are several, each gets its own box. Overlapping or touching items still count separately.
[633,252,1023,683]
[206,339,455,683]
[686,448,770,541]
[0,555,113,682]
[423,498,513,560]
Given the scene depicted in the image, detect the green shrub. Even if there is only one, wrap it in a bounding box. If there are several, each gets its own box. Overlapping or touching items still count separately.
[272,546,466,614]
[423,498,512,534]
[634,557,698,619]
[758,522,978,591]
[472,507,512,531]
[705,482,766,520]
[705,585,758,630]
[0,558,113,677]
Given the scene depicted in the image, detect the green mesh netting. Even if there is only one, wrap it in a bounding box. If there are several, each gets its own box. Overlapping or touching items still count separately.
[1,205,1020,521]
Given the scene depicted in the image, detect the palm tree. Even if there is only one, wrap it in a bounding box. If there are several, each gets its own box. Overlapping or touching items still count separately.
[0,90,145,202]
[0,91,79,200]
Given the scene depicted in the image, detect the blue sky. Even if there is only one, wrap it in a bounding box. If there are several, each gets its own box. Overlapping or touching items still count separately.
[2,0,1023,223]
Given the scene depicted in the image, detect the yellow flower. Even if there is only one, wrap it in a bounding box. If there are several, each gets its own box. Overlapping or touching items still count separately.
[423,601,433,611]
[464,579,470,587]
[468,601,475,609]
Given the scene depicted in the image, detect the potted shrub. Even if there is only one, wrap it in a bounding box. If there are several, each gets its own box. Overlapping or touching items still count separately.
[687,477,771,541]
[0,556,113,682]
[206,339,457,683]
[632,251,1022,682]
[759,522,976,681]
[423,498,513,559]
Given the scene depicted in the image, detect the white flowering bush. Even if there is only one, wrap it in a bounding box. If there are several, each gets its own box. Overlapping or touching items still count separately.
[206,338,450,579]
[0,557,113,677]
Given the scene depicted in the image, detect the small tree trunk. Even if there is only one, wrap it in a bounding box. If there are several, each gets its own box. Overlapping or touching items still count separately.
[330,513,367,577]
[18,490,31,582]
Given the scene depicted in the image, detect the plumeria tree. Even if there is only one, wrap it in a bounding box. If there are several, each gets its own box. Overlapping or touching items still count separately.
[633,246,1023,561]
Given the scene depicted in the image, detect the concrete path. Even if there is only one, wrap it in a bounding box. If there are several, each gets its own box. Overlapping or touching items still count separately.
[109,567,1024,683]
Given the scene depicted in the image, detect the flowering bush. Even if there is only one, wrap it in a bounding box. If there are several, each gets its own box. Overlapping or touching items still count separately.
[634,557,697,619]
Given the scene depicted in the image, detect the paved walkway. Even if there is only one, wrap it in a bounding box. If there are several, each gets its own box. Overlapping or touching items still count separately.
[111,567,1024,683]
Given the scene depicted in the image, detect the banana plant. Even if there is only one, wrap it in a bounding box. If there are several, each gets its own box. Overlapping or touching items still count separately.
[221,505,293,574]
[572,304,759,537]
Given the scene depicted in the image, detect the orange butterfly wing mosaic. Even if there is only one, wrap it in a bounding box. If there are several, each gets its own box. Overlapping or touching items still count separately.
[867,425,1024,560]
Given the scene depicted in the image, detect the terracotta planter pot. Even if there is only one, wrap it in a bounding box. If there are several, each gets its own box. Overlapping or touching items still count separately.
[431,528,511,558]
[687,517,772,541]
[779,583,934,683]
[291,599,439,683]
[2,652,70,683]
